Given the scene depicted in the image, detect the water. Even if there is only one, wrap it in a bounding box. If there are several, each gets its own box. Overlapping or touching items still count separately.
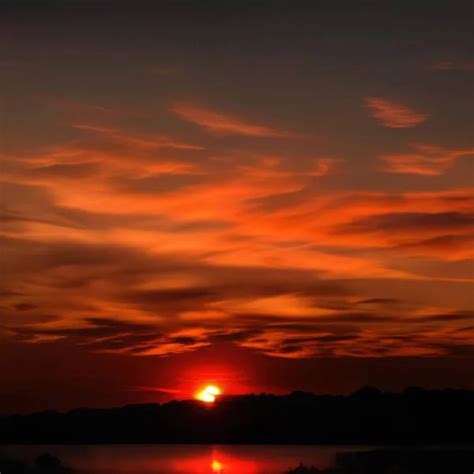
[0,444,374,473]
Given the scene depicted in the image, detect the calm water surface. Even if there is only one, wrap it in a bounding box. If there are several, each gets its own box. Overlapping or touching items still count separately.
[1,444,374,473]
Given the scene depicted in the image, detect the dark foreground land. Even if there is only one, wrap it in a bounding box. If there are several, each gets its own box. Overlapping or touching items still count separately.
[1,388,473,444]
[0,453,71,473]
[285,449,474,473]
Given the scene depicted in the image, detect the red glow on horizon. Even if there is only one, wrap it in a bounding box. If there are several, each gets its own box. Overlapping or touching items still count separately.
[170,447,259,473]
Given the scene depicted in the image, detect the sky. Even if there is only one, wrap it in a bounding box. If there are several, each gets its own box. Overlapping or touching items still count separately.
[0,0,473,414]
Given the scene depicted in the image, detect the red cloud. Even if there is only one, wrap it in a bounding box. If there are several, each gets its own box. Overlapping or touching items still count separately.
[171,102,295,137]
[365,97,428,128]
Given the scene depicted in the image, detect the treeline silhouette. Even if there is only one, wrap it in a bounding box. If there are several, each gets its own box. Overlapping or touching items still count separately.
[285,448,474,473]
[0,453,71,473]
[1,387,472,444]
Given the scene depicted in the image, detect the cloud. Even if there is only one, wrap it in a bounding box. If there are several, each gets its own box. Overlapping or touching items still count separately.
[356,298,400,306]
[247,188,474,261]
[332,207,474,261]
[2,113,473,361]
[236,307,474,358]
[396,234,474,260]
[381,144,474,175]
[171,102,295,137]
[51,98,148,121]
[342,212,474,234]
[74,123,205,151]
[13,303,37,311]
[432,60,474,72]
[408,310,474,323]
[7,290,473,359]
[365,97,428,128]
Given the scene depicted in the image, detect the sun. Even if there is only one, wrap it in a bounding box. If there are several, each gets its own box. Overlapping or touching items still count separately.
[196,385,222,403]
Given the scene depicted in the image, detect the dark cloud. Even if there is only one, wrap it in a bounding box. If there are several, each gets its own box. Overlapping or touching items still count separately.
[14,303,38,311]
[124,288,217,305]
[341,212,474,234]
[409,311,474,323]
[396,234,474,258]
[13,317,158,340]
[356,298,400,305]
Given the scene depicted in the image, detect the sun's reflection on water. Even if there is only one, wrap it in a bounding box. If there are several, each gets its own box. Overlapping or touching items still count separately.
[172,447,259,473]
[211,459,224,472]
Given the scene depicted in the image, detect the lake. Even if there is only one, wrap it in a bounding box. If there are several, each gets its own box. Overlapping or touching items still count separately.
[0,444,375,473]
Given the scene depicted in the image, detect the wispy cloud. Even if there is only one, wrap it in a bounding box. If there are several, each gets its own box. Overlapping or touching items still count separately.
[74,124,205,151]
[432,60,474,72]
[365,97,428,128]
[381,144,474,175]
[171,102,295,137]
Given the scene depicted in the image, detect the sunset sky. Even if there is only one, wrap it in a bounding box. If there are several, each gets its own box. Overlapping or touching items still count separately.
[1,0,473,413]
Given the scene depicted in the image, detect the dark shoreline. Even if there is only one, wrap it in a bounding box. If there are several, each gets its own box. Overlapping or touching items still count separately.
[1,388,472,445]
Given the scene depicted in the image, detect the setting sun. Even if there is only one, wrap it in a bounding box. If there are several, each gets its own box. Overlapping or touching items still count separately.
[196,385,222,403]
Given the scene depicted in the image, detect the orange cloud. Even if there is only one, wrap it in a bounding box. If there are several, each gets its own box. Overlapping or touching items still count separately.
[242,188,474,262]
[2,115,473,362]
[5,124,204,186]
[365,97,428,128]
[171,102,295,137]
[381,144,474,175]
